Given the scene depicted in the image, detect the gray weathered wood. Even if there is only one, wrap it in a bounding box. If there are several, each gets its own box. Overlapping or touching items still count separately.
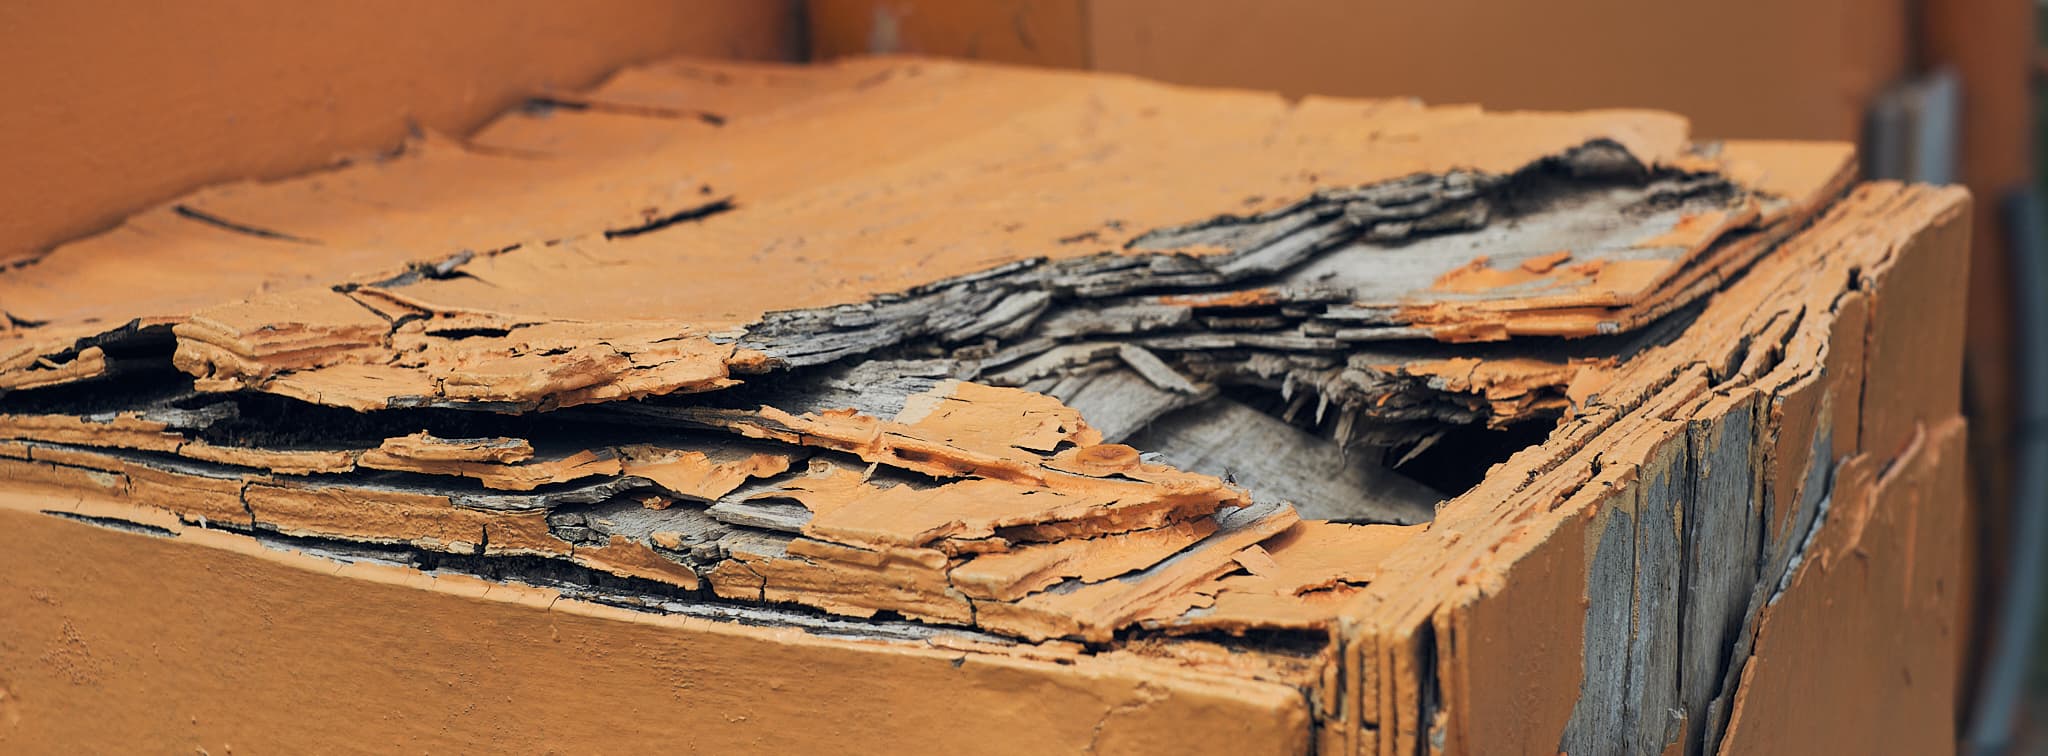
[1045,367,1207,444]
[1629,432,1688,753]
[1677,396,1764,756]
[1124,397,1441,524]
[1700,394,1837,752]
[1559,492,1638,756]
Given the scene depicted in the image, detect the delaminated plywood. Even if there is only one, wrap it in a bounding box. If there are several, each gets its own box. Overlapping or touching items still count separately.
[0,56,1969,753]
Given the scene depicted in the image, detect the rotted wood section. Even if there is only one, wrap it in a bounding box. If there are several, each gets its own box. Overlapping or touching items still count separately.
[0,57,1967,753]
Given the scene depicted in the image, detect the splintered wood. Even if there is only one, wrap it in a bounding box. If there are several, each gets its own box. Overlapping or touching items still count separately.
[0,57,1968,753]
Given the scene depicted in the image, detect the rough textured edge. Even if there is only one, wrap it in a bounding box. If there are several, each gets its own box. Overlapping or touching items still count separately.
[1317,183,1970,755]
[0,488,1314,754]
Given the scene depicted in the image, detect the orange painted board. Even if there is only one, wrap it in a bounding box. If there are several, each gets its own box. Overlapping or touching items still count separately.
[0,493,1310,754]
[0,54,1972,753]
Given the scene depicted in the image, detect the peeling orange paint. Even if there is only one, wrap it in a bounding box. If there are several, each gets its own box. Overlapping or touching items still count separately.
[0,53,1967,753]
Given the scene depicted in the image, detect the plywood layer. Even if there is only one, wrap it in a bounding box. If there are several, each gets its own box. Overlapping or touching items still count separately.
[0,56,1966,754]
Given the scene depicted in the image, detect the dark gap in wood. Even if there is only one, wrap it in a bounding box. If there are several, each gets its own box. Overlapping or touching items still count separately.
[1392,419,1555,499]
[172,205,319,244]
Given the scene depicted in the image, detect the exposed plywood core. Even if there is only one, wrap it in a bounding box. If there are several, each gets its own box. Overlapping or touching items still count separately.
[0,56,1968,752]
[1347,185,1970,756]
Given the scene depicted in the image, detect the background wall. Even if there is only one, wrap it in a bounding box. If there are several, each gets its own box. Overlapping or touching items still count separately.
[0,0,799,266]
[810,0,1909,141]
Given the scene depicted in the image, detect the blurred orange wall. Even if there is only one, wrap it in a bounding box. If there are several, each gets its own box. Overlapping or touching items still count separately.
[810,0,1907,142]
[0,0,798,264]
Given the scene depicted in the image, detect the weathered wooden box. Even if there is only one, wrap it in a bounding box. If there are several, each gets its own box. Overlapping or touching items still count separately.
[0,58,1968,754]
